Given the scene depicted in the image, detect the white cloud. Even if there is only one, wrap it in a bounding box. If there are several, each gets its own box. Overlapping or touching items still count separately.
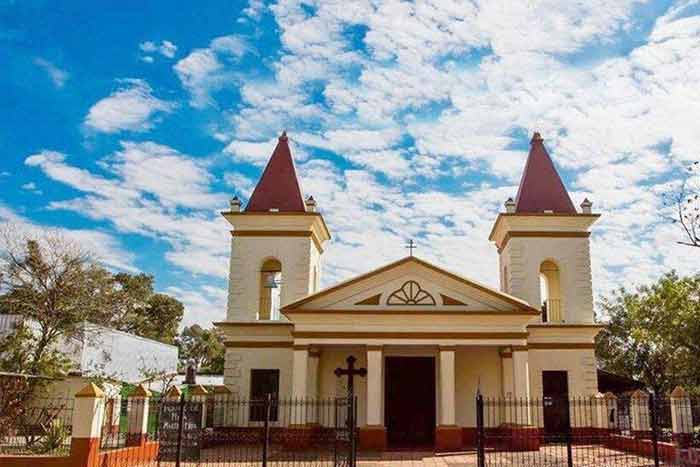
[33,58,69,88]
[223,172,255,199]
[241,0,266,21]
[0,203,136,272]
[174,35,249,108]
[24,145,231,280]
[224,138,279,165]
[139,40,177,62]
[84,79,175,133]
[20,182,42,194]
[165,285,227,327]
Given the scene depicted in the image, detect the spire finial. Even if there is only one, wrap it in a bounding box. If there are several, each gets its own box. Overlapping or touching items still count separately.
[279,130,288,141]
[531,132,543,144]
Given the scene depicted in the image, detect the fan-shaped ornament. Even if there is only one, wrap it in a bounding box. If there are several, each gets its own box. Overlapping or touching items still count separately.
[386,280,436,305]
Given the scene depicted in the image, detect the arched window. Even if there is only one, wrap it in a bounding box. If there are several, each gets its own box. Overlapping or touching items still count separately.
[259,259,282,320]
[539,260,562,322]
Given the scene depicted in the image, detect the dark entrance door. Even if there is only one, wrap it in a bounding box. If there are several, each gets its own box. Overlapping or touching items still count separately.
[385,356,436,447]
[542,370,570,440]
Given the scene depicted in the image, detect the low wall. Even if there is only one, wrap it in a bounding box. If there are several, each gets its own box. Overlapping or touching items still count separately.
[98,441,159,467]
[0,440,159,467]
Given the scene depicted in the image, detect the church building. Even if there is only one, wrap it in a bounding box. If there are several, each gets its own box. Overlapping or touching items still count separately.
[215,131,603,452]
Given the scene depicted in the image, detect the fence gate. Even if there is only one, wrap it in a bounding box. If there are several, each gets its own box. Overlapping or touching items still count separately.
[476,394,700,467]
[156,395,357,467]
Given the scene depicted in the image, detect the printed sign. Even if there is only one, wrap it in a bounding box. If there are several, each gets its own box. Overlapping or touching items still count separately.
[158,400,202,461]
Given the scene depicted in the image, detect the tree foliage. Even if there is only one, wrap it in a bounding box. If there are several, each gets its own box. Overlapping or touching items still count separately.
[177,324,225,374]
[596,271,700,394]
[0,227,184,389]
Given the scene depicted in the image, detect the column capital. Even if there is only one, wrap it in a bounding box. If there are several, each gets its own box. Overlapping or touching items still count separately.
[366,344,383,351]
[439,344,457,351]
[293,344,310,351]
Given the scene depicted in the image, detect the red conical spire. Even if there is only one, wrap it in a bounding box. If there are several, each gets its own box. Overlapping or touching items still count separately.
[246,132,306,212]
[514,132,576,214]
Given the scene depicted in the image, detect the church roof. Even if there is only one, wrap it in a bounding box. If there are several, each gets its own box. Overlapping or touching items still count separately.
[281,255,540,314]
[515,132,576,214]
[246,132,306,212]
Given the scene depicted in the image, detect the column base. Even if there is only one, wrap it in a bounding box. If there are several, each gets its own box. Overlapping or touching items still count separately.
[359,425,387,451]
[435,425,462,452]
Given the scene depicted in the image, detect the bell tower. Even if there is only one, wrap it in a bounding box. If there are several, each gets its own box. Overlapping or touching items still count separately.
[489,132,599,324]
[222,132,330,321]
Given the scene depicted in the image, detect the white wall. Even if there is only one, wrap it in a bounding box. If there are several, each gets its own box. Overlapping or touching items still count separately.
[223,347,293,400]
[227,236,320,321]
[0,316,177,383]
[78,323,178,383]
[455,347,502,427]
[501,237,594,323]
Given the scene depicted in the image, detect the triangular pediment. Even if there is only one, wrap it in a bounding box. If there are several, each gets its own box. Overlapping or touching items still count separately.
[282,256,538,315]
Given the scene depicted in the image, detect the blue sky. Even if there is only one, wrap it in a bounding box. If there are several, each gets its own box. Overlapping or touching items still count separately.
[1,0,698,326]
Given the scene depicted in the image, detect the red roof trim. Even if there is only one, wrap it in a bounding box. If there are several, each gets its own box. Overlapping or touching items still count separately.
[515,133,576,214]
[246,132,306,213]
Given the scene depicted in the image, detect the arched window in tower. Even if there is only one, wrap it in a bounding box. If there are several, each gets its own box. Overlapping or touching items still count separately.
[259,259,282,320]
[539,260,562,322]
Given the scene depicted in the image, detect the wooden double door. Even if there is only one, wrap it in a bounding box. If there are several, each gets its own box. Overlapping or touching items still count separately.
[384,357,436,448]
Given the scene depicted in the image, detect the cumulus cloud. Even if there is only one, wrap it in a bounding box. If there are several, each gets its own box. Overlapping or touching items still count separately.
[174,35,249,108]
[84,79,175,133]
[24,144,230,283]
[222,0,700,300]
[0,203,136,272]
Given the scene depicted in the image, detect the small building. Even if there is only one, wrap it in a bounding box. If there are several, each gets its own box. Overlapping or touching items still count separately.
[216,132,604,451]
[0,315,178,397]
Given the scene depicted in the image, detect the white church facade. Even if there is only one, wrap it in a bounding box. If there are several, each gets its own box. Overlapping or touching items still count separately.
[215,132,603,451]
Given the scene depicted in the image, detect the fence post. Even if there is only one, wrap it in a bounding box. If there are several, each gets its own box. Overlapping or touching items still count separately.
[70,383,105,467]
[127,384,151,447]
[630,390,651,438]
[670,386,693,448]
[476,394,485,467]
[649,395,660,467]
[262,394,270,467]
[190,385,209,428]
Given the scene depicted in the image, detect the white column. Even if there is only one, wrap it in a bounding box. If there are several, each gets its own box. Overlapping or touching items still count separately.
[501,348,514,398]
[292,346,309,399]
[307,348,321,424]
[366,346,383,426]
[292,346,310,425]
[512,348,531,424]
[439,346,456,426]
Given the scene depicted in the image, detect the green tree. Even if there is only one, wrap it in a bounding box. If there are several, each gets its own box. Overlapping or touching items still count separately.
[0,227,184,390]
[596,271,700,394]
[177,325,225,374]
[111,273,183,343]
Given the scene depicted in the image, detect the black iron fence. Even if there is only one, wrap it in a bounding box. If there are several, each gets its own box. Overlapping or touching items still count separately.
[156,395,358,467]
[0,397,74,456]
[476,394,700,467]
